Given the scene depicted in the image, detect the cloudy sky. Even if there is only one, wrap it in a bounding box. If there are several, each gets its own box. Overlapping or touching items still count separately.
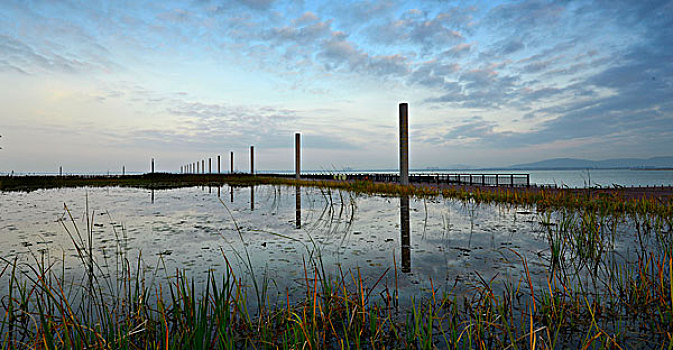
[1,0,671,173]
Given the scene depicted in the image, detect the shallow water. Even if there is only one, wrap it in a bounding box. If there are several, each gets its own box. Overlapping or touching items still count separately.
[0,185,655,303]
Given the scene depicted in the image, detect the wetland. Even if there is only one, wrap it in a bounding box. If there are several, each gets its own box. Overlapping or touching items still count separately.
[1,182,672,348]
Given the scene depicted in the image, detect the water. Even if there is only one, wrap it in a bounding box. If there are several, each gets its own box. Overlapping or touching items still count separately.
[0,184,655,301]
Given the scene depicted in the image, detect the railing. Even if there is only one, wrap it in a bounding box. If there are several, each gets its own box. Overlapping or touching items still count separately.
[269,173,530,187]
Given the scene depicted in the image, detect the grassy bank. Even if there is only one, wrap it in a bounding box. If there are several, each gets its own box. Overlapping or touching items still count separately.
[2,174,672,218]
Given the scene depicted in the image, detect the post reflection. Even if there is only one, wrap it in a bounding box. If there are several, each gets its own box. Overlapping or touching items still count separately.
[400,195,411,273]
[230,186,234,203]
[151,189,155,204]
[295,185,301,229]
[250,185,255,211]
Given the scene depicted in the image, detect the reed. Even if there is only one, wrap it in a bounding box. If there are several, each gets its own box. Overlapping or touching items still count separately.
[2,181,673,348]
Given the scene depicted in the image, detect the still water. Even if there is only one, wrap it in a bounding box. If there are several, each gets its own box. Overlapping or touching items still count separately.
[0,185,653,302]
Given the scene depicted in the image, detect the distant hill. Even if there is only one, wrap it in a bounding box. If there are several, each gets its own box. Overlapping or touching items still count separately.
[510,156,673,169]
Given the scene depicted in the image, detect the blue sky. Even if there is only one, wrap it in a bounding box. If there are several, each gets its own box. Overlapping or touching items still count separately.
[1,0,671,173]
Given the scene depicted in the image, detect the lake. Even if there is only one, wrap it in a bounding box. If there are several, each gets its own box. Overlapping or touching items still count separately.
[0,184,655,302]
[2,183,671,347]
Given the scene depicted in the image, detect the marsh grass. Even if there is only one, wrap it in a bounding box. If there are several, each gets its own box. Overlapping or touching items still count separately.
[1,184,673,348]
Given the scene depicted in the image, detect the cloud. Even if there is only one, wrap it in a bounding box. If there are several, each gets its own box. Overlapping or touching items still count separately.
[366,7,472,52]
[318,32,410,77]
[239,0,275,10]
[443,43,472,58]
[0,34,116,75]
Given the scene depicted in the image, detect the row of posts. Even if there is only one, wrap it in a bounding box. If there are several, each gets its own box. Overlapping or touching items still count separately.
[179,151,241,175]
[174,132,303,179]
[159,103,409,183]
[57,103,410,183]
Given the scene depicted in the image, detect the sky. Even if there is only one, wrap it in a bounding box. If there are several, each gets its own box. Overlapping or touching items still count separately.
[1,0,672,173]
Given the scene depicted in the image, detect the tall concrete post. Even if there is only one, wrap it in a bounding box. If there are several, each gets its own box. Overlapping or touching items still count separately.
[230,151,234,173]
[295,133,301,180]
[399,103,409,185]
[250,146,255,175]
[217,155,221,174]
[400,195,411,273]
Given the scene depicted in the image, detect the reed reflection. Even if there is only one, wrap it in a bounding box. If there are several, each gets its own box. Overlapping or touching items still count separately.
[295,185,301,229]
[400,195,411,273]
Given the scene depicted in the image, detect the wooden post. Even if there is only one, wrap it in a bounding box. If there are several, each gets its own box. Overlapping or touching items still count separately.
[197,161,199,174]
[496,174,499,186]
[230,151,234,173]
[151,158,155,173]
[59,166,62,176]
[399,103,409,185]
[250,146,255,175]
[209,158,212,174]
[122,166,125,176]
[217,155,221,174]
[510,174,514,186]
[526,174,530,187]
[201,159,205,174]
[295,133,301,180]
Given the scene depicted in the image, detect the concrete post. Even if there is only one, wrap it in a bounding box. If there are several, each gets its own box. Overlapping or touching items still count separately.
[400,195,411,273]
[230,151,234,173]
[295,185,301,229]
[295,133,301,180]
[250,146,255,175]
[399,103,409,185]
[250,185,255,211]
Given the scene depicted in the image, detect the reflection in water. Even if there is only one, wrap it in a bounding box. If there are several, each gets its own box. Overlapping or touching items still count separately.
[218,186,220,197]
[400,196,411,273]
[230,187,234,203]
[250,186,255,211]
[151,189,155,204]
[295,185,301,229]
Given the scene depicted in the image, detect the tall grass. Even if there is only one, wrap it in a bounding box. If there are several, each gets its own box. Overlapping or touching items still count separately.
[2,184,673,348]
